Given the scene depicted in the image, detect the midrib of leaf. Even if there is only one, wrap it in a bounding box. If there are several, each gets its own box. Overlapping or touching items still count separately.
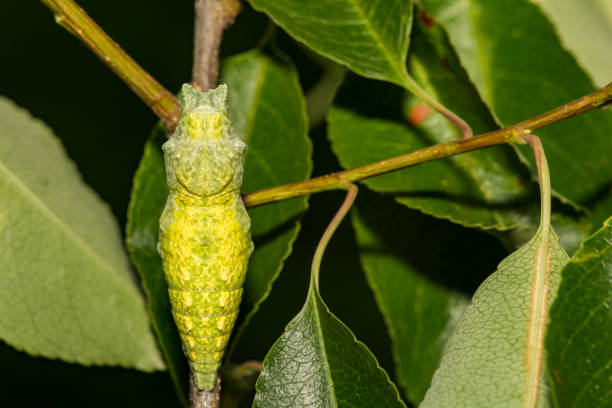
[0,160,127,286]
[523,136,552,408]
[310,290,339,408]
[347,0,409,85]
[524,227,550,407]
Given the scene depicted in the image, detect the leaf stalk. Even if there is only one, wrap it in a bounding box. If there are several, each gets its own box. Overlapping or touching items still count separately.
[310,184,358,290]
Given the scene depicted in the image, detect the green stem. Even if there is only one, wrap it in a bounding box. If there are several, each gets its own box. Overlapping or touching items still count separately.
[520,135,551,234]
[310,184,358,290]
[305,63,347,128]
[403,74,474,139]
[243,82,612,208]
[39,0,180,130]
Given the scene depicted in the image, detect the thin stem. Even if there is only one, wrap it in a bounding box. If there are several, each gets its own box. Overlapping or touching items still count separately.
[305,63,346,128]
[243,82,612,208]
[40,0,180,130]
[192,0,241,91]
[310,184,358,290]
[520,135,551,233]
[403,74,474,139]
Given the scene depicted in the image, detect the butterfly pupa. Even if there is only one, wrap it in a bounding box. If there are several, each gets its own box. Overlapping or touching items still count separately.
[158,84,253,390]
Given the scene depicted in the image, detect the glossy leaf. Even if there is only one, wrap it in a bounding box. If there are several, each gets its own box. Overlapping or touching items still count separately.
[248,0,413,87]
[546,216,612,408]
[126,126,189,406]
[420,0,612,204]
[353,190,511,404]
[254,285,405,408]
[0,97,163,370]
[421,226,569,407]
[254,188,405,408]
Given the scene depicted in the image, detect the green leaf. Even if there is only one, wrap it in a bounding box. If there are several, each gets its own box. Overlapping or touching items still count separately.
[420,0,612,204]
[420,226,569,407]
[329,19,594,250]
[324,17,537,230]
[546,216,612,408]
[254,187,405,408]
[126,126,189,406]
[221,51,312,351]
[328,106,532,230]
[533,0,612,87]
[254,287,406,408]
[0,97,163,370]
[353,191,502,404]
[247,0,413,87]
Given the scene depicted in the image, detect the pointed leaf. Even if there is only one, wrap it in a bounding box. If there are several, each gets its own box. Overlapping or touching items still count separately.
[126,126,189,406]
[254,287,405,408]
[421,226,569,407]
[420,0,612,204]
[546,216,612,408]
[254,187,404,408]
[248,0,413,86]
[0,97,163,370]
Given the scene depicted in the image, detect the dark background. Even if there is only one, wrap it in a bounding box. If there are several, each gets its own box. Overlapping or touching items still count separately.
[0,2,396,406]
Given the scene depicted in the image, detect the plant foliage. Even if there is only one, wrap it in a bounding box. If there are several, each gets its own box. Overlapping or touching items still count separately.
[1,0,610,406]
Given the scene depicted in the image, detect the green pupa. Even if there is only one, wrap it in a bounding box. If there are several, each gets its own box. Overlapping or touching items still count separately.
[158,84,253,390]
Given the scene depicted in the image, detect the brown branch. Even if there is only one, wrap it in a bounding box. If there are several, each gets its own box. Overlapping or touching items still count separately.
[190,374,221,408]
[40,0,180,130]
[243,82,612,207]
[192,0,241,91]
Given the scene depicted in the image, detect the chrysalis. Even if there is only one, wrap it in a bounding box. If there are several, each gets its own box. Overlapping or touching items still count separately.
[158,84,253,390]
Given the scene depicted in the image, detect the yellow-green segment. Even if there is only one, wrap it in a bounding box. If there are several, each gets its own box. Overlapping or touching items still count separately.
[158,84,253,390]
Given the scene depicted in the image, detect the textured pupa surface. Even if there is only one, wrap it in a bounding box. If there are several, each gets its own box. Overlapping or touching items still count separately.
[158,84,253,390]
